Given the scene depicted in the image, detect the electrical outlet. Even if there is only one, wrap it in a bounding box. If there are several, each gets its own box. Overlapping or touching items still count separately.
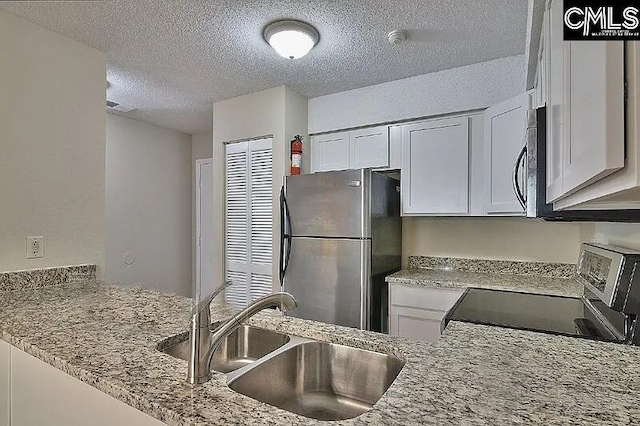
[26,236,44,259]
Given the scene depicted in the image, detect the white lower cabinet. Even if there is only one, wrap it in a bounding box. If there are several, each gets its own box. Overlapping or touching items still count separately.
[10,346,165,426]
[389,306,445,342]
[1,340,9,426]
[389,284,465,342]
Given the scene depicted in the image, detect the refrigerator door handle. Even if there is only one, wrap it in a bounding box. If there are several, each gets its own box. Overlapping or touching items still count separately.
[279,187,286,285]
[279,186,293,285]
[283,235,292,283]
[282,187,292,237]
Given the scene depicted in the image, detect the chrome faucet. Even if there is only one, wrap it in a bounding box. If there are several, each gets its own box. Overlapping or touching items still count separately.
[187,282,297,385]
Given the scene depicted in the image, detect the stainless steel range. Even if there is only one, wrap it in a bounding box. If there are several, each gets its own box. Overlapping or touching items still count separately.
[446,243,640,345]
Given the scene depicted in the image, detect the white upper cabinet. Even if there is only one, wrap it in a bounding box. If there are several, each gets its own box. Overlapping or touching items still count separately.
[310,126,389,173]
[310,131,350,172]
[545,1,565,202]
[545,0,625,203]
[401,116,470,215]
[562,41,624,193]
[349,126,389,169]
[533,11,548,109]
[483,92,529,214]
[553,42,640,210]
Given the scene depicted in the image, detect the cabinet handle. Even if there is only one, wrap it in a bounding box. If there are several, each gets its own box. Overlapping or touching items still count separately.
[513,144,527,209]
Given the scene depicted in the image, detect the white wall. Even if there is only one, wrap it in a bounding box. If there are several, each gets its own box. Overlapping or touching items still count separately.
[403,217,584,266]
[0,10,106,277]
[191,131,213,287]
[308,54,526,134]
[106,114,192,295]
[212,86,308,293]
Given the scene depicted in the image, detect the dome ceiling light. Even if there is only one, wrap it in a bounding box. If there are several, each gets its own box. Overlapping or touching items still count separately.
[264,20,319,60]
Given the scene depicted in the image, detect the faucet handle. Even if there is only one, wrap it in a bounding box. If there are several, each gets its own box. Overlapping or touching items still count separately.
[191,280,233,326]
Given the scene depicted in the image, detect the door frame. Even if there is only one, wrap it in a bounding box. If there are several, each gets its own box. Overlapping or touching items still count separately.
[195,158,213,298]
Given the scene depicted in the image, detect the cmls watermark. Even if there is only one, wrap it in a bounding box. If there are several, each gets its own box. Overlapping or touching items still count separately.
[563,2,640,40]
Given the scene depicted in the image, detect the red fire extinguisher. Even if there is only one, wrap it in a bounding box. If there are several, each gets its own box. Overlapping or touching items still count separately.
[290,135,303,175]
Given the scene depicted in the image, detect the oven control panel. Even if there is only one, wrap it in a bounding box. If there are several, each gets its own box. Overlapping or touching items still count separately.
[577,243,640,310]
[578,251,612,293]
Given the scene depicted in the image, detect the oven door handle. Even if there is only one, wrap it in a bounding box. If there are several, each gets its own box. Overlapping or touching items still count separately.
[513,144,527,210]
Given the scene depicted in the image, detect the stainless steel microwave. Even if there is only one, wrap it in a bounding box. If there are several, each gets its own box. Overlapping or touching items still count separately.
[513,106,640,222]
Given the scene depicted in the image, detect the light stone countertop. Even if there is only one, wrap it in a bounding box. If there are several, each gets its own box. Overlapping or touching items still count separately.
[1,281,639,425]
[386,268,584,298]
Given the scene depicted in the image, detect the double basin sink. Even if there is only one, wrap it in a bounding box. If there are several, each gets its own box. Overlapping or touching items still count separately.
[158,324,405,421]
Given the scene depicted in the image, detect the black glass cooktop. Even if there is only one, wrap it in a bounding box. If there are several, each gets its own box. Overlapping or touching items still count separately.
[445,288,620,342]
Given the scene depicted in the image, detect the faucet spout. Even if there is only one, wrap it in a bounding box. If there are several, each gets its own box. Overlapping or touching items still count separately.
[187,292,297,385]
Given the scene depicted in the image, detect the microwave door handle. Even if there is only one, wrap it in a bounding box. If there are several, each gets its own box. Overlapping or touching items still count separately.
[513,144,527,209]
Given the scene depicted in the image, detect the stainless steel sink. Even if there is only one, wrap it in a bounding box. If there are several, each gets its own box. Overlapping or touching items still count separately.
[159,325,290,373]
[227,341,405,421]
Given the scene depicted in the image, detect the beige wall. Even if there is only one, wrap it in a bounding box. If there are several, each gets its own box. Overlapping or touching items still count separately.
[584,223,640,251]
[284,87,310,174]
[191,131,213,288]
[403,217,584,265]
[211,86,308,296]
[0,10,106,277]
[106,114,192,295]
[192,131,213,161]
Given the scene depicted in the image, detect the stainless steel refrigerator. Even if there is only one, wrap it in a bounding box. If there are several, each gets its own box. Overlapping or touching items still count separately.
[280,169,402,332]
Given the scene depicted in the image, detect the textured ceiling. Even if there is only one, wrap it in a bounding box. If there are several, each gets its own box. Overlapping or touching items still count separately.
[0,0,529,134]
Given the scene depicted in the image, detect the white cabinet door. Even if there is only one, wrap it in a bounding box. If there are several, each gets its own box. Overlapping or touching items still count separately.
[401,117,470,215]
[546,2,565,203]
[391,285,465,311]
[0,341,8,426]
[552,42,640,210]
[483,92,529,214]
[533,10,547,109]
[545,0,625,203]
[11,347,165,426]
[562,41,624,194]
[389,284,464,342]
[310,132,350,173]
[389,305,444,342]
[349,126,389,169]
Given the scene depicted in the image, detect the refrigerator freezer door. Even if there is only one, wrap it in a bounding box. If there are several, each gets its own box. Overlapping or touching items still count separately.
[284,170,370,238]
[283,237,371,329]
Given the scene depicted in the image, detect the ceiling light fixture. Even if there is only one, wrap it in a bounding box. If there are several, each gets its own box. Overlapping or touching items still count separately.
[264,20,319,60]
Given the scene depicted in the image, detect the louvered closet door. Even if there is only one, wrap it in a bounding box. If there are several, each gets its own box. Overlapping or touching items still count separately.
[225,138,273,308]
